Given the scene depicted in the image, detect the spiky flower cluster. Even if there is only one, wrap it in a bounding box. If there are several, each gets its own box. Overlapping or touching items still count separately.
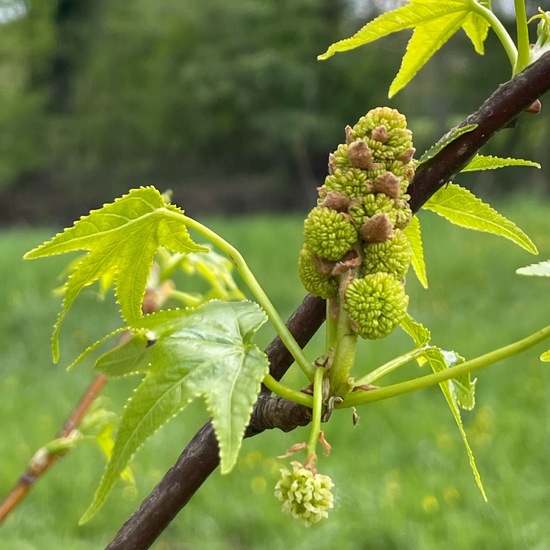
[274,462,334,526]
[299,107,414,339]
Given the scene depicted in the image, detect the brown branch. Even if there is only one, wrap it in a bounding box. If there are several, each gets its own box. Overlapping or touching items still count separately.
[0,374,109,524]
[0,290,160,524]
[105,51,550,550]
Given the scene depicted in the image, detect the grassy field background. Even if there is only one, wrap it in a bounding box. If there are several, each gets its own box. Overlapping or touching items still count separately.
[1,195,550,549]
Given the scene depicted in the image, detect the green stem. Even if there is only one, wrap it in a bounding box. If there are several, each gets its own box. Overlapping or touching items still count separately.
[182,215,315,380]
[513,0,531,74]
[353,346,428,387]
[262,374,314,408]
[327,304,357,398]
[471,0,518,69]
[306,367,326,460]
[340,324,550,408]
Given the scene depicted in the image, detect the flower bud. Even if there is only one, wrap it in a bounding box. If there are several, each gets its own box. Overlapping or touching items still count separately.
[304,206,357,261]
[274,461,334,526]
[363,229,412,279]
[298,246,338,298]
[344,272,409,339]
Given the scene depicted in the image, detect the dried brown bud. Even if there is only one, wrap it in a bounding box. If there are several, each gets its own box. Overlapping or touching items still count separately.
[397,147,416,164]
[525,99,542,114]
[312,254,336,276]
[373,172,401,199]
[345,125,354,144]
[319,190,352,212]
[348,140,373,169]
[328,153,337,175]
[360,213,395,243]
[371,125,389,143]
[332,249,362,275]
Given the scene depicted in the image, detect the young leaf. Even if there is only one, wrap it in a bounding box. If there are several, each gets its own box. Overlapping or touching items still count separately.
[423,183,537,254]
[400,314,431,347]
[422,348,486,500]
[417,124,478,165]
[80,300,269,523]
[541,350,550,362]
[516,261,550,277]
[462,154,541,172]
[403,216,428,288]
[24,186,208,362]
[318,0,491,96]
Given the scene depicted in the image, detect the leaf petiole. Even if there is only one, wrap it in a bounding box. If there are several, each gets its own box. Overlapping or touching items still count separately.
[306,366,326,461]
[181,214,315,380]
[353,346,428,387]
[262,374,314,408]
[340,324,550,408]
[470,0,517,69]
[513,0,531,75]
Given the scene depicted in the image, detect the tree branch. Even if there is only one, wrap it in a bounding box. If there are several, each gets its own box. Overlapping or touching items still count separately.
[106,51,550,550]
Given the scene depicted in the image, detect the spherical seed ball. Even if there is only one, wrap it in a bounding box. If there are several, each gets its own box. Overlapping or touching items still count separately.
[324,168,370,200]
[274,461,334,527]
[298,246,338,299]
[344,272,409,339]
[363,230,412,279]
[304,206,358,261]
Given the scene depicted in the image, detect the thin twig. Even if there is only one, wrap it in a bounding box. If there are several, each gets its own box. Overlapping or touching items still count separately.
[105,50,550,550]
[0,290,159,524]
[0,374,109,524]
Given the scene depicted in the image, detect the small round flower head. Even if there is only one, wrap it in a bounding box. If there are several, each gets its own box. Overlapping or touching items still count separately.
[349,193,398,227]
[298,246,338,298]
[330,143,352,172]
[344,272,409,339]
[323,168,370,200]
[363,230,412,280]
[350,107,413,161]
[274,461,334,526]
[304,206,358,261]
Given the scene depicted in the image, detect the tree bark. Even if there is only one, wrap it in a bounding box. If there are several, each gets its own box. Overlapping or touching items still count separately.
[106,51,550,550]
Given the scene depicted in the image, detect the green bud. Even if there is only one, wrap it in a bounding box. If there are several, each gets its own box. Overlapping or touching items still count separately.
[304,206,357,261]
[344,272,409,339]
[349,193,398,228]
[363,230,412,280]
[323,168,370,200]
[298,246,338,299]
[349,107,413,161]
[274,461,334,526]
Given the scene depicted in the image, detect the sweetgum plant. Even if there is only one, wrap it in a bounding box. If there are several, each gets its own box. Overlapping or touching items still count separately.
[4,1,550,546]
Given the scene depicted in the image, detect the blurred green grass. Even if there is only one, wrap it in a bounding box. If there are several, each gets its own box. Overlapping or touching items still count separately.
[1,195,550,549]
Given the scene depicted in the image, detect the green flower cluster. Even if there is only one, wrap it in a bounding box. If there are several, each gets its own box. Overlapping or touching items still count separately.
[298,107,414,339]
[274,462,334,526]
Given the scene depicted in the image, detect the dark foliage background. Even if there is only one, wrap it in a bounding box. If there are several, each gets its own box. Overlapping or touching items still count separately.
[1,0,549,224]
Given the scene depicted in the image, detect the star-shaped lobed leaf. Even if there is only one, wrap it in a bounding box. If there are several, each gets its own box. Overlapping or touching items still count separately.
[318,0,491,97]
[79,300,269,523]
[24,186,208,361]
[424,183,537,254]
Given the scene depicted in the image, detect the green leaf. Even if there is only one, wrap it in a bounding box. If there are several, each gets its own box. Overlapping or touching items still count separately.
[424,183,537,254]
[24,186,208,362]
[400,314,431,347]
[516,261,550,277]
[80,300,268,523]
[417,124,478,165]
[403,216,428,289]
[462,154,541,172]
[318,0,490,96]
[461,8,490,54]
[422,348,486,500]
[541,350,550,362]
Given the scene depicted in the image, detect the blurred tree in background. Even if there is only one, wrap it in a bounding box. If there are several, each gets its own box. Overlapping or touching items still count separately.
[0,0,549,224]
